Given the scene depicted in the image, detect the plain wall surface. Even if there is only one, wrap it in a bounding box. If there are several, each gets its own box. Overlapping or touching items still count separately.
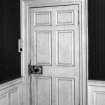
[88,0,105,80]
[0,0,21,83]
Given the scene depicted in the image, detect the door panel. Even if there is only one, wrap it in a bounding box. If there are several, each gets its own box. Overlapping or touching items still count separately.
[56,30,74,65]
[35,31,52,65]
[56,10,74,25]
[34,12,52,26]
[56,78,74,105]
[32,76,52,105]
[30,5,79,105]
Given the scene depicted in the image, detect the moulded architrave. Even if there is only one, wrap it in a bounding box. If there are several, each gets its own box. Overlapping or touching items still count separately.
[20,0,32,105]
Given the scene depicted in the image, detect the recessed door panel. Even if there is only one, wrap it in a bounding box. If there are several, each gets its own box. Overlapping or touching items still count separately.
[35,31,52,65]
[35,12,51,26]
[31,8,52,26]
[56,78,74,105]
[56,30,74,66]
[32,76,52,105]
[57,10,74,25]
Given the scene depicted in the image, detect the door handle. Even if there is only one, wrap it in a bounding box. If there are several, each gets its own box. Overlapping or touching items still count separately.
[28,65,43,74]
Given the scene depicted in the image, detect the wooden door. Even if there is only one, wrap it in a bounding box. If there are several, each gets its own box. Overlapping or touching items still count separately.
[30,5,80,105]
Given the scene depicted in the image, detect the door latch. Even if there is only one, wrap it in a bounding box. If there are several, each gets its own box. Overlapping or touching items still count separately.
[28,64,43,74]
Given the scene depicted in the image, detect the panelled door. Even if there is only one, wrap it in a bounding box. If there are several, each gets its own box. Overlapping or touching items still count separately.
[30,5,80,105]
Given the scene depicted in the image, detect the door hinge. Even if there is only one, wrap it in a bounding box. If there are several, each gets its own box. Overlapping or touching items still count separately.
[18,38,23,53]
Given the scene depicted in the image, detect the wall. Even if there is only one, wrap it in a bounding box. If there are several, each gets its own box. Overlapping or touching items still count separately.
[0,79,23,105]
[88,0,105,80]
[88,81,105,105]
[0,0,21,83]
[88,1,105,104]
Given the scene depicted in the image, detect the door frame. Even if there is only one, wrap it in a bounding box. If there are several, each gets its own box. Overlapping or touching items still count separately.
[20,0,88,105]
